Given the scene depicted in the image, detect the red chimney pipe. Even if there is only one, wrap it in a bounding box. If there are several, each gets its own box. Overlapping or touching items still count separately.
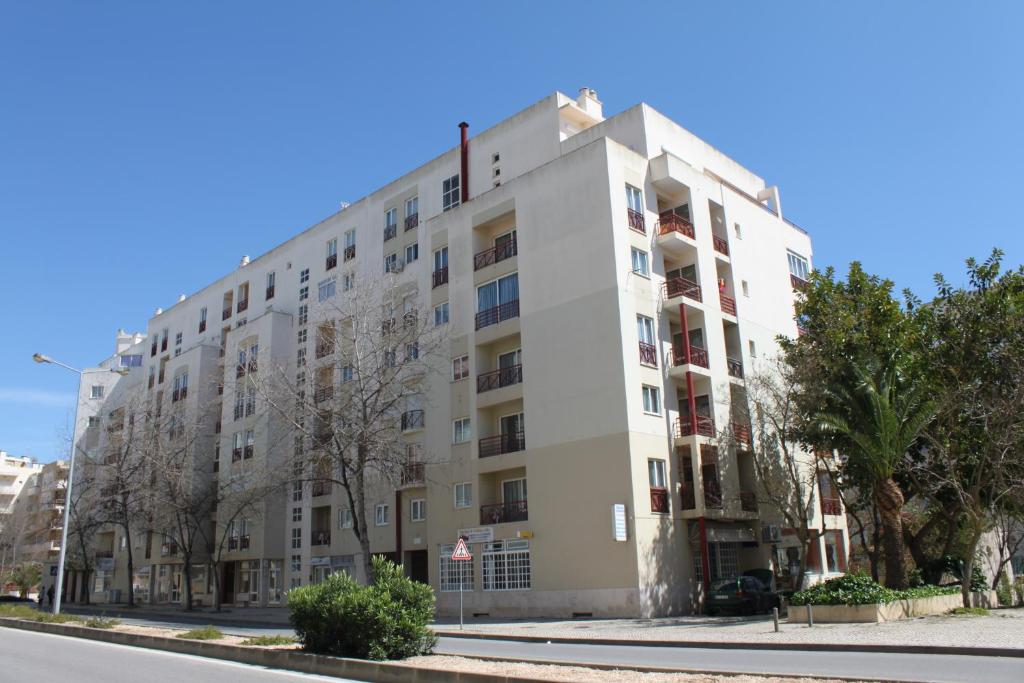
[459,122,469,204]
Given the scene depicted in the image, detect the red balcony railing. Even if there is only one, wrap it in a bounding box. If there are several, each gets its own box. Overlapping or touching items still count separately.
[344,244,355,261]
[476,364,523,393]
[627,208,645,234]
[663,277,702,302]
[326,253,338,270]
[821,498,842,516]
[650,487,669,513]
[405,213,418,231]
[475,299,519,330]
[237,298,248,314]
[473,238,517,270]
[401,410,425,431]
[732,422,751,446]
[672,344,709,368]
[480,500,528,525]
[401,463,425,486]
[638,342,658,367]
[727,357,743,378]
[675,415,716,438]
[721,295,737,316]
[740,491,758,512]
[432,266,449,288]
[791,274,808,292]
[479,431,525,458]
[656,214,695,239]
[712,235,729,255]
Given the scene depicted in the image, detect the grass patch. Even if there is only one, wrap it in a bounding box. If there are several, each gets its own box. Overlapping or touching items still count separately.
[240,634,297,647]
[949,607,989,616]
[82,616,120,629]
[175,626,224,641]
[0,604,83,624]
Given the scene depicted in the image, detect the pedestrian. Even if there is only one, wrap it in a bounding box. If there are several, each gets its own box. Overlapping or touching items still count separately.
[47,585,54,607]
[37,589,45,609]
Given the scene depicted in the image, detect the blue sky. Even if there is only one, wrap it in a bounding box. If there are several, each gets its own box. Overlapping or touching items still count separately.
[1,2,1021,461]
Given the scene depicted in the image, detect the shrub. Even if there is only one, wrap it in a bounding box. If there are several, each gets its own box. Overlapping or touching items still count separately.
[790,573,959,606]
[289,555,436,660]
[949,606,989,616]
[241,634,296,646]
[83,616,120,629]
[176,626,224,640]
[996,575,1014,607]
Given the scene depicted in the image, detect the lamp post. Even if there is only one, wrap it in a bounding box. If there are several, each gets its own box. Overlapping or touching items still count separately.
[33,353,126,615]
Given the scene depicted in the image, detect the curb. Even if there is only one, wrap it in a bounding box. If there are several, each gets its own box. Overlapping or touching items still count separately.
[434,629,1024,659]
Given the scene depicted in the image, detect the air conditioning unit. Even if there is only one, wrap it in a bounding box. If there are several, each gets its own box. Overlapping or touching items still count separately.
[761,524,782,544]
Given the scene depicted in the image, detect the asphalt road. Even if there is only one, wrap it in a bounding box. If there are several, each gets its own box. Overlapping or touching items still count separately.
[0,627,359,683]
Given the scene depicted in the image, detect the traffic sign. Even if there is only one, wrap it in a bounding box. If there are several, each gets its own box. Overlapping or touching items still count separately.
[452,537,472,561]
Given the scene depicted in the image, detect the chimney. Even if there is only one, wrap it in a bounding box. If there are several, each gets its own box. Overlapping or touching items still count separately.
[459,122,469,204]
[240,255,250,267]
[576,87,604,120]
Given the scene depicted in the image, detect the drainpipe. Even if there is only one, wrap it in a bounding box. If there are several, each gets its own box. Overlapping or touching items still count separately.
[395,490,403,570]
[459,122,469,204]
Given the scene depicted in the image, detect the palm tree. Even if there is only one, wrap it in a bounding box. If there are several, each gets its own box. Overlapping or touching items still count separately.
[816,356,935,589]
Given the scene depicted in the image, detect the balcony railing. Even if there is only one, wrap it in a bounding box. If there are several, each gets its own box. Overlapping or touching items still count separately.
[228,537,238,551]
[232,447,242,462]
[476,364,523,393]
[675,415,716,438]
[240,534,250,550]
[638,342,658,367]
[405,213,418,231]
[265,285,275,300]
[721,295,737,316]
[479,431,525,457]
[222,306,232,321]
[244,445,254,459]
[727,357,743,378]
[314,386,334,404]
[401,463,425,486]
[384,224,397,241]
[627,208,645,234]
[312,531,331,546]
[326,253,338,270]
[199,320,207,333]
[401,410,425,431]
[237,298,248,314]
[822,498,842,516]
[663,277,702,302]
[740,491,758,512]
[236,363,245,379]
[312,481,332,497]
[344,244,355,261]
[315,342,332,359]
[703,484,723,509]
[732,422,752,446]
[479,500,528,525]
[791,274,809,292]
[475,299,519,330]
[432,266,449,288]
[712,235,729,256]
[672,344,709,369]
[681,487,696,510]
[650,487,669,513]
[656,214,695,239]
[473,238,517,270]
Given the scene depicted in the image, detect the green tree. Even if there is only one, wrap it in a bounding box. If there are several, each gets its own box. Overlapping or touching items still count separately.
[9,562,43,599]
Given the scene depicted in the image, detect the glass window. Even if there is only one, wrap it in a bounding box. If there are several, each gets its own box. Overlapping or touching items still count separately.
[636,315,655,345]
[91,385,104,399]
[787,251,810,280]
[433,246,448,271]
[452,355,469,381]
[339,508,353,529]
[300,268,310,283]
[482,540,531,591]
[327,238,338,257]
[434,302,449,326]
[405,196,418,218]
[291,527,302,549]
[384,208,397,228]
[453,417,471,444]
[631,248,649,276]
[648,459,667,488]
[642,385,661,414]
[625,183,643,213]
[454,482,472,508]
[318,279,336,302]
[375,503,390,526]
[442,174,460,211]
[405,243,419,263]
[439,544,473,592]
[411,499,426,522]
[476,273,518,312]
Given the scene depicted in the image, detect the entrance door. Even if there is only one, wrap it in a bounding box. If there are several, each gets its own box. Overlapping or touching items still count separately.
[502,478,527,504]
[406,550,429,584]
[312,566,332,584]
[222,562,235,602]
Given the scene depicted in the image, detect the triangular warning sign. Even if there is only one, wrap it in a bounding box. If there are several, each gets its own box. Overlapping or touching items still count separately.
[451,538,472,561]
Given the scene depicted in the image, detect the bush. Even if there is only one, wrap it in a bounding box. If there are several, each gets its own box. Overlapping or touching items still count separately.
[83,616,120,629]
[176,626,224,640]
[240,634,296,646]
[996,575,1014,606]
[949,606,989,616]
[790,573,960,606]
[289,555,436,660]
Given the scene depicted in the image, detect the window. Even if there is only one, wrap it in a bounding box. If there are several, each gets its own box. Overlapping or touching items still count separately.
[292,480,302,502]
[339,508,353,529]
[434,302,449,326]
[482,540,531,591]
[454,482,472,509]
[411,499,426,522]
[787,251,810,280]
[642,385,661,414]
[631,248,649,276]
[453,417,471,444]
[475,272,519,328]
[245,386,256,416]
[375,503,390,526]
[292,507,302,523]
[741,280,749,297]
[405,243,419,263]
[734,223,742,239]
[291,528,302,549]
[245,429,255,458]
[384,253,398,273]
[405,196,418,219]
[175,332,182,346]
[266,271,276,299]
[117,354,140,368]
[344,229,356,260]
[234,391,245,420]
[625,183,643,213]
[442,174,460,211]
[199,307,208,332]
[88,416,100,427]
[326,238,338,267]
[290,555,301,572]
[318,278,336,302]
[439,544,474,592]
[433,246,448,271]
[384,208,397,230]
[91,385,104,399]
[406,342,419,360]
[341,365,353,383]
[299,286,309,301]
[648,459,667,488]
[343,272,355,291]
[452,355,469,381]
[636,315,655,345]
[749,340,757,357]
[298,304,308,326]
[300,268,309,284]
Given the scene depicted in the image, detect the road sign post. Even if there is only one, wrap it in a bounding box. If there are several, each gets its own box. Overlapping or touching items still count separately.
[452,537,472,631]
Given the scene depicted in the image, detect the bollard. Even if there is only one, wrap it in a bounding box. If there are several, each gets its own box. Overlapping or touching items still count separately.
[772,607,780,632]
[807,603,814,627]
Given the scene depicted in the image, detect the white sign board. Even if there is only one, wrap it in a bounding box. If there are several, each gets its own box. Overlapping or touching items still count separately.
[457,527,494,544]
[612,503,628,542]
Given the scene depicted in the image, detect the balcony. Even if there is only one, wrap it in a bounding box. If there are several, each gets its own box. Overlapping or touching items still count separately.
[638,342,658,367]
[401,410,425,432]
[663,277,702,303]
[312,531,331,546]
[401,463,425,486]
[314,386,334,404]
[312,481,332,497]
[727,357,743,379]
[732,422,752,446]
[712,235,730,256]
[384,224,397,241]
[656,214,695,240]
[740,491,758,512]
[627,208,645,234]
[822,498,842,516]
[703,484,723,509]
[473,238,517,271]
[672,344,709,369]
[236,363,245,379]
[479,500,528,525]
[475,299,519,330]
[237,298,248,314]
[476,364,523,393]
[326,253,338,270]
[344,245,355,261]
[405,213,419,231]
[315,342,332,359]
[479,431,525,458]
[222,306,232,321]
[681,486,696,510]
[791,274,809,292]
[721,295,737,317]
[650,487,669,513]
[432,266,449,288]
[675,415,716,438]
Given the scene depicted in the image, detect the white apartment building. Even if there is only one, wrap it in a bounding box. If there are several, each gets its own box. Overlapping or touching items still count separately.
[70,88,848,616]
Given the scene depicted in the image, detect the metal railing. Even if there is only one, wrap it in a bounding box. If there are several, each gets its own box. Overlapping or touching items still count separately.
[721,294,737,316]
[791,274,808,292]
[432,266,448,288]
[479,500,528,525]
[401,410,425,431]
[656,214,694,239]
[650,487,669,513]
[344,245,355,261]
[475,299,519,330]
[663,277,702,302]
[237,298,248,313]
[638,342,658,367]
[479,431,526,457]
[627,208,645,234]
[676,415,716,438]
[405,213,418,231]
[712,235,729,255]
[401,463,425,486]
[476,364,523,393]
[672,344,709,368]
[384,224,397,241]
[473,238,517,270]
[727,357,743,378]
[326,253,338,270]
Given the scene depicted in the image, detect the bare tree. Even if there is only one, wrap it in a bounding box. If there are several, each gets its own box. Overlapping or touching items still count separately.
[67,449,105,604]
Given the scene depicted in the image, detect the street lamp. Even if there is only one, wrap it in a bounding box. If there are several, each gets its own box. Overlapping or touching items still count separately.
[33,353,127,614]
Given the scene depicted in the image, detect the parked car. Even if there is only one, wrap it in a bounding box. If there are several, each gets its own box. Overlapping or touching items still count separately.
[0,595,34,603]
[706,575,780,616]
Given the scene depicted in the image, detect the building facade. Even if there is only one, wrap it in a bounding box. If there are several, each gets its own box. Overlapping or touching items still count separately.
[70,88,848,616]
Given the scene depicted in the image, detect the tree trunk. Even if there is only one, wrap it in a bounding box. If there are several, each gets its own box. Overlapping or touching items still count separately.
[961,521,984,608]
[183,553,193,611]
[875,477,908,589]
[124,523,135,607]
[793,534,812,591]
[213,561,223,612]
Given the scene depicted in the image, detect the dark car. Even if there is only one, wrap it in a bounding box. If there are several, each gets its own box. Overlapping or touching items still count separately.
[706,576,780,616]
[0,595,34,603]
